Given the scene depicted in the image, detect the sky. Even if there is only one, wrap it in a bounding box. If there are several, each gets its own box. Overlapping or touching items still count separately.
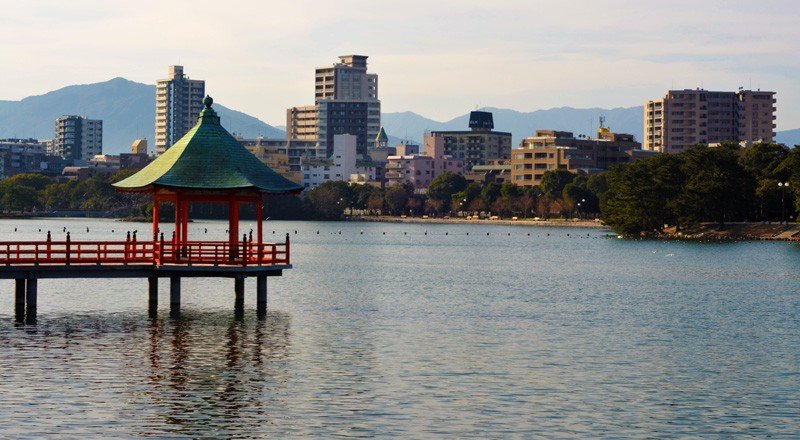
[2,0,800,129]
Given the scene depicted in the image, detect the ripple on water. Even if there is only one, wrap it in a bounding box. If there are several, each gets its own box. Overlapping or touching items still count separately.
[0,219,797,437]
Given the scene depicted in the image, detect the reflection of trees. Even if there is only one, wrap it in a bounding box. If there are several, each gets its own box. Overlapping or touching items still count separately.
[144,311,292,437]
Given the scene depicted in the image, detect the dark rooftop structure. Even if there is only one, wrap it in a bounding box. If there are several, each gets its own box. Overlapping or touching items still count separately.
[468,111,495,131]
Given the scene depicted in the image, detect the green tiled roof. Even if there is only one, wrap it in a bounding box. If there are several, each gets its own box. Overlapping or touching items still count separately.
[114,96,302,194]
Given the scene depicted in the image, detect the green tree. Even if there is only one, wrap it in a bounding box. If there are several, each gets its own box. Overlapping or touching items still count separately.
[540,169,575,198]
[676,145,756,225]
[602,154,684,235]
[304,181,352,220]
[384,185,409,215]
[740,142,788,181]
[0,185,40,212]
[427,172,467,205]
[479,182,502,207]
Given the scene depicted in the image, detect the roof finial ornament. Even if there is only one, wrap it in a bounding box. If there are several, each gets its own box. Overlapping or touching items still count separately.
[203,95,213,108]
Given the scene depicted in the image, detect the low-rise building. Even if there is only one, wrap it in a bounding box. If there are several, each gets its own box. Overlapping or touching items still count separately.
[430,111,512,170]
[0,139,48,179]
[511,128,652,186]
[242,139,299,183]
[385,133,464,190]
[301,134,375,189]
[89,154,121,173]
[238,136,325,177]
[465,160,511,185]
[118,138,152,170]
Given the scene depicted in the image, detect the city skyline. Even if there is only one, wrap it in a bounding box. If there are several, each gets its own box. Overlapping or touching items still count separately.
[2,0,799,130]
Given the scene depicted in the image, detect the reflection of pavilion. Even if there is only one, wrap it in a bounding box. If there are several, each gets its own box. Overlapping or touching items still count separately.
[2,96,302,322]
[145,311,292,436]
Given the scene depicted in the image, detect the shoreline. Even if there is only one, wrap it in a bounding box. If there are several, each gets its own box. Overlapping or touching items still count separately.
[349,216,608,228]
[659,223,800,242]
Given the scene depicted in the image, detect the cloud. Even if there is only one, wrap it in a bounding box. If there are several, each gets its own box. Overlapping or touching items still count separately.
[1,0,798,130]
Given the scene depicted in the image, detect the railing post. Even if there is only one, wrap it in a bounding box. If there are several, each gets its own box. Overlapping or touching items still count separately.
[158,232,165,265]
[65,232,71,265]
[285,233,290,264]
[132,230,137,261]
[242,234,248,266]
[46,230,51,260]
[125,231,131,262]
[171,231,177,262]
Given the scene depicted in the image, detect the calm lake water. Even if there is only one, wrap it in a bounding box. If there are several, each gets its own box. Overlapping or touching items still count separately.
[0,218,798,438]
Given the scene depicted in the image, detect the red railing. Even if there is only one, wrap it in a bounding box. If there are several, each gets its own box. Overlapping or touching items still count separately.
[0,233,290,267]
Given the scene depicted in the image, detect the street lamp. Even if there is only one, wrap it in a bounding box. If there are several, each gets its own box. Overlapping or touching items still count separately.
[778,182,790,224]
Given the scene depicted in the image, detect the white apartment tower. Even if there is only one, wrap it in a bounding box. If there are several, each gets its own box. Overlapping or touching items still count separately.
[155,65,205,155]
[54,115,103,162]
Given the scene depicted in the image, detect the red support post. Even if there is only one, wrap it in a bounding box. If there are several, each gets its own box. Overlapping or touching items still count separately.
[181,200,189,245]
[229,200,239,260]
[152,197,160,238]
[174,194,182,246]
[257,195,264,264]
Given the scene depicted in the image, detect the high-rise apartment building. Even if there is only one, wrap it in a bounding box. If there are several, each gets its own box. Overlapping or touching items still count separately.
[644,88,776,153]
[430,111,512,170]
[286,55,381,157]
[155,65,205,155]
[54,115,103,162]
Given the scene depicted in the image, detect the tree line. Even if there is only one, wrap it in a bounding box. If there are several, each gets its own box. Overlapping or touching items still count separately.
[601,142,799,235]
[0,142,796,235]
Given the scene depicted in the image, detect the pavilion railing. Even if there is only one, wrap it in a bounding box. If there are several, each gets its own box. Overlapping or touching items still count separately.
[0,233,290,267]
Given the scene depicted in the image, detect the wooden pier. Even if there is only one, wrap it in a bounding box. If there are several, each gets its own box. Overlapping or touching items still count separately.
[3,95,303,324]
[3,233,291,323]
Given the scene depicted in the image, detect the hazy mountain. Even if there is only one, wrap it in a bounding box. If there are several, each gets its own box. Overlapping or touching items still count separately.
[381,106,645,146]
[0,77,283,155]
[776,129,800,147]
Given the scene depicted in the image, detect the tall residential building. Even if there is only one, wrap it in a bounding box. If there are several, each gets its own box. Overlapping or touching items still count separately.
[644,88,776,153]
[430,111,512,170]
[54,116,103,162]
[510,128,651,186]
[155,65,205,155]
[286,55,381,157]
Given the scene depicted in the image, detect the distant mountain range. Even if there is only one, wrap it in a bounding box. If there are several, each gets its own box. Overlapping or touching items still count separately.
[0,78,798,154]
[776,128,800,147]
[0,78,283,154]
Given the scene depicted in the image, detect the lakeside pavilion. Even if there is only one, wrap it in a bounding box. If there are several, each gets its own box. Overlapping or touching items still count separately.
[2,96,302,323]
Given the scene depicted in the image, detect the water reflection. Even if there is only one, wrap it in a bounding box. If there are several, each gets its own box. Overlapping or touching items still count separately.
[0,310,292,438]
[144,311,292,437]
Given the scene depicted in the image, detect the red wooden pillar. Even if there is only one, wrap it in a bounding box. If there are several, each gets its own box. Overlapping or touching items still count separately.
[229,200,239,259]
[181,200,189,244]
[256,194,264,262]
[152,196,160,238]
[174,193,182,245]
